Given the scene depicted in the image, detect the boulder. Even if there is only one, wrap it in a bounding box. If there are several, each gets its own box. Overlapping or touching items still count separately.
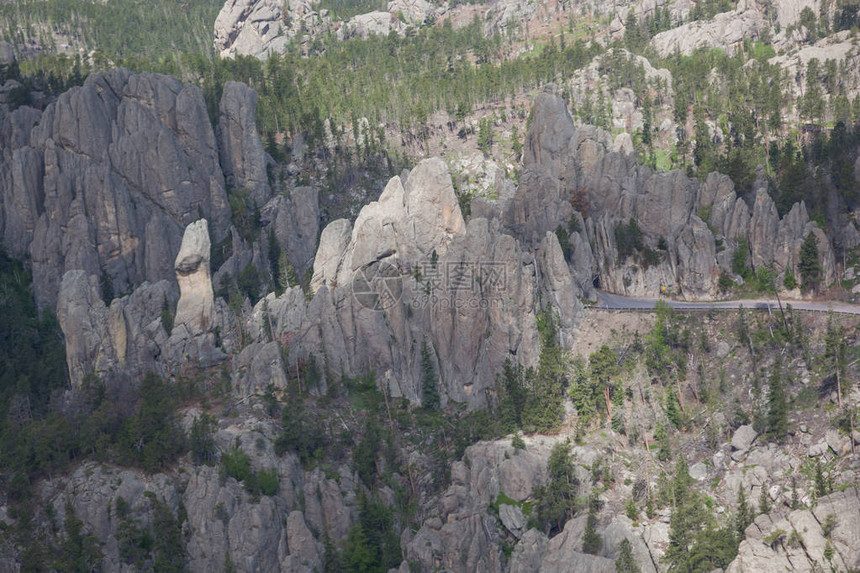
[232,341,289,397]
[541,516,616,572]
[826,429,848,456]
[613,132,634,155]
[689,462,708,481]
[601,515,657,573]
[808,439,829,457]
[310,218,352,293]
[812,488,860,570]
[731,424,757,458]
[57,271,115,387]
[499,504,527,538]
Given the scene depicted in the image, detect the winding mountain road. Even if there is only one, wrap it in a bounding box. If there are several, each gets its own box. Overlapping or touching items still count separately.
[595,291,860,315]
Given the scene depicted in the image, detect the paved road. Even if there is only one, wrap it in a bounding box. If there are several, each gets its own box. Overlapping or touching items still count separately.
[595,291,860,315]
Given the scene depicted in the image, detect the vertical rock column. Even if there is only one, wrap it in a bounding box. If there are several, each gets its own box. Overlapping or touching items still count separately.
[173,219,215,335]
[167,219,224,367]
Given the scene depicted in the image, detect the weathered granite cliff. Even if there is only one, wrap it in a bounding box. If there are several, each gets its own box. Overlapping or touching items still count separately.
[0,69,232,309]
[505,87,836,300]
[247,156,583,407]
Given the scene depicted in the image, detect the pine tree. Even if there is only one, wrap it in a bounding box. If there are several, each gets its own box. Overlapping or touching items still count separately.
[615,538,641,572]
[522,306,566,432]
[790,476,801,509]
[766,357,788,442]
[665,387,683,429]
[664,458,709,572]
[569,357,597,421]
[814,460,830,499]
[498,358,527,431]
[278,250,298,292]
[477,116,494,154]
[655,421,672,462]
[735,487,753,541]
[224,553,237,573]
[823,315,847,407]
[799,232,822,293]
[582,496,603,555]
[588,344,621,417]
[160,294,173,335]
[510,125,522,159]
[758,483,772,515]
[421,339,440,410]
[342,525,375,572]
[268,228,281,294]
[533,441,579,534]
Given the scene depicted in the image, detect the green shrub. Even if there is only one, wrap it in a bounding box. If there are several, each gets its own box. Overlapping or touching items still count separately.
[718,272,735,293]
[221,445,252,483]
[256,468,279,496]
[511,434,526,451]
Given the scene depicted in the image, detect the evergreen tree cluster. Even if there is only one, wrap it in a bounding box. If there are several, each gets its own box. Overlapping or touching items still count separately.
[498,306,568,433]
[532,441,581,535]
[664,458,738,572]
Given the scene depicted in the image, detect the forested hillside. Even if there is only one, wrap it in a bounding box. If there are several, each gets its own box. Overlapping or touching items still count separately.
[4,0,858,237]
[0,0,222,60]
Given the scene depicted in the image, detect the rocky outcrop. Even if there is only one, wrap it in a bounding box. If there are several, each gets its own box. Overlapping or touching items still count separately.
[0,69,232,309]
[37,418,343,573]
[388,0,434,24]
[341,11,406,40]
[650,7,765,57]
[246,157,582,406]
[480,0,538,36]
[166,219,225,367]
[772,0,820,30]
[401,436,661,573]
[173,219,216,337]
[400,438,550,572]
[56,219,228,387]
[232,341,289,396]
[727,487,860,572]
[310,218,352,293]
[265,185,320,275]
[565,49,674,136]
[769,31,860,102]
[57,270,174,387]
[218,82,272,206]
[504,88,837,299]
[0,41,14,65]
[57,271,126,387]
[214,0,330,59]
